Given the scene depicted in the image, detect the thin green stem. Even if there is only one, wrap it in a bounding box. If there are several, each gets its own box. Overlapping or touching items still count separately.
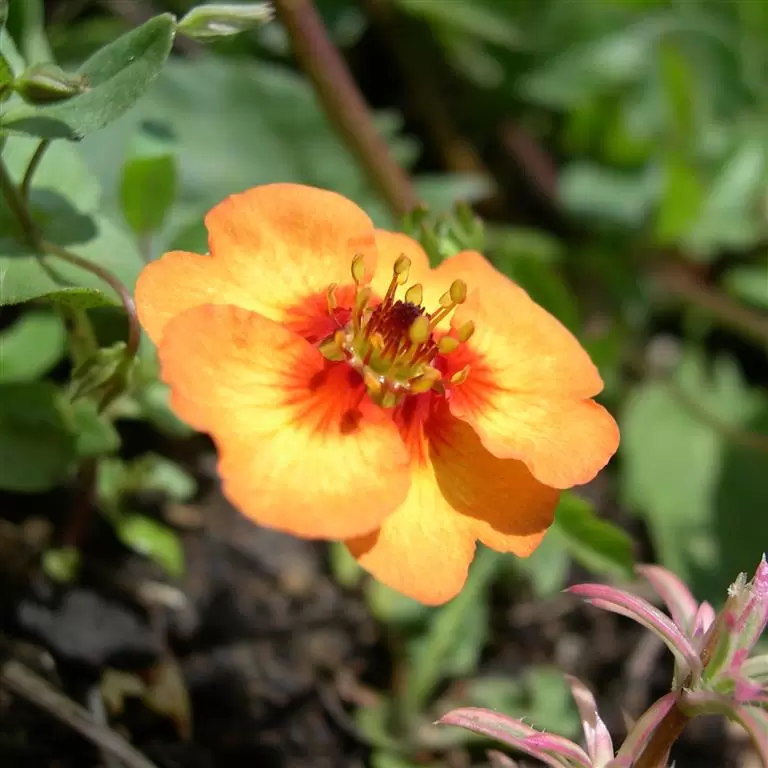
[0,157,39,247]
[20,139,51,203]
[0,156,140,410]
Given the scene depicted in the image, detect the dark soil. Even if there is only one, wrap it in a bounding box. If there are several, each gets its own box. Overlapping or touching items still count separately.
[0,461,756,768]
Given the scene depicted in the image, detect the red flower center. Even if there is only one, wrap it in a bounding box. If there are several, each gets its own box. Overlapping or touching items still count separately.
[319,255,474,407]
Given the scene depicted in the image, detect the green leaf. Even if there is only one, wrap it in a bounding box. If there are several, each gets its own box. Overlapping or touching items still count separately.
[554,492,635,580]
[78,56,482,243]
[559,162,662,227]
[0,214,143,306]
[684,136,767,256]
[2,14,177,139]
[130,454,196,502]
[515,526,571,597]
[0,381,76,492]
[366,580,432,628]
[5,0,51,65]
[120,153,177,234]
[404,548,502,712]
[0,309,66,382]
[621,351,768,602]
[655,156,704,244]
[42,546,81,583]
[722,265,768,310]
[395,0,522,49]
[69,399,120,458]
[116,513,185,577]
[0,52,13,102]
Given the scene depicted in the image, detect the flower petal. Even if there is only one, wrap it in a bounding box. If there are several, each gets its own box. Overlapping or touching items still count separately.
[428,406,559,556]
[345,403,557,604]
[136,183,377,343]
[158,304,410,539]
[345,460,476,606]
[439,251,619,488]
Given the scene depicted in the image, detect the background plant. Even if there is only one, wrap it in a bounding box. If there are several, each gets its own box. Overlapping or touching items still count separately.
[1,0,767,766]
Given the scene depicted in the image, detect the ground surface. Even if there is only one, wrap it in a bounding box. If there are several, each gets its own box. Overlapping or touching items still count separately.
[0,457,755,767]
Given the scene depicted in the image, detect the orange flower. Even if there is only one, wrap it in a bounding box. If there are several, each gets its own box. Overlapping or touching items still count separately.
[135,184,619,605]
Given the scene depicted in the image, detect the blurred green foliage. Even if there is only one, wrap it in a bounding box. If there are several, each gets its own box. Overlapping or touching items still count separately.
[2,0,768,763]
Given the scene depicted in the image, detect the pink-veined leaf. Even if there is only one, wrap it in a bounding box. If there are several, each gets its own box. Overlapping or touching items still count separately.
[567,584,701,679]
[438,708,572,768]
[636,564,699,633]
[565,675,614,766]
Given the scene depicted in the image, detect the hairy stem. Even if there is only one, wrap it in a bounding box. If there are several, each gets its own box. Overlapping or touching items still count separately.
[274,0,420,219]
[20,139,51,202]
[634,603,728,767]
[0,156,140,410]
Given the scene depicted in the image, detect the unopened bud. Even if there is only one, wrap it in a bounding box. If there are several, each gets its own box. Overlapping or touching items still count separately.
[178,2,273,41]
[14,63,88,104]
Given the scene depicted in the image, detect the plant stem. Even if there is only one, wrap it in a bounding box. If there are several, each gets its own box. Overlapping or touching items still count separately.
[20,139,51,203]
[634,602,728,767]
[0,156,141,409]
[633,705,689,768]
[0,157,39,248]
[274,0,420,219]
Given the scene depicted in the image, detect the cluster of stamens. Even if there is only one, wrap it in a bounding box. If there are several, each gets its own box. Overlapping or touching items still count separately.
[319,254,474,407]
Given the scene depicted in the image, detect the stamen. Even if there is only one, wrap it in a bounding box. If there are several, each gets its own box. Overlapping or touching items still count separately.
[332,255,476,407]
[351,254,366,285]
[450,365,470,385]
[404,283,423,305]
[326,283,337,312]
[450,279,467,305]
[456,320,475,343]
[393,255,411,282]
[318,331,345,361]
[438,336,459,354]
[408,315,430,345]
[410,368,442,394]
[352,286,371,330]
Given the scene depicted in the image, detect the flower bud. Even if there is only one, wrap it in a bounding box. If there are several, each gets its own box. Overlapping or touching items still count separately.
[14,63,89,104]
[177,2,273,41]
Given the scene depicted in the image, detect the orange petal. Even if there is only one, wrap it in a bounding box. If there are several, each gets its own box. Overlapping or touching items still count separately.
[428,405,560,555]
[136,183,377,344]
[158,304,410,539]
[438,251,619,488]
[346,465,476,606]
[346,403,559,605]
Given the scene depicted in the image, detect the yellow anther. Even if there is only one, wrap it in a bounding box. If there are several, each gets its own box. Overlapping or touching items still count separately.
[318,334,345,362]
[363,370,383,395]
[438,290,453,309]
[404,283,423,305]
[450,365,470,386]
[409,369,441,394]
[369,332,385,350]
[456,320,475,343]
[438,336,459,355]
[449,279,467,305]
[351,254,366,285]
[326,283,338,311]
[393,255,411,277]
[408,315,431,345]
